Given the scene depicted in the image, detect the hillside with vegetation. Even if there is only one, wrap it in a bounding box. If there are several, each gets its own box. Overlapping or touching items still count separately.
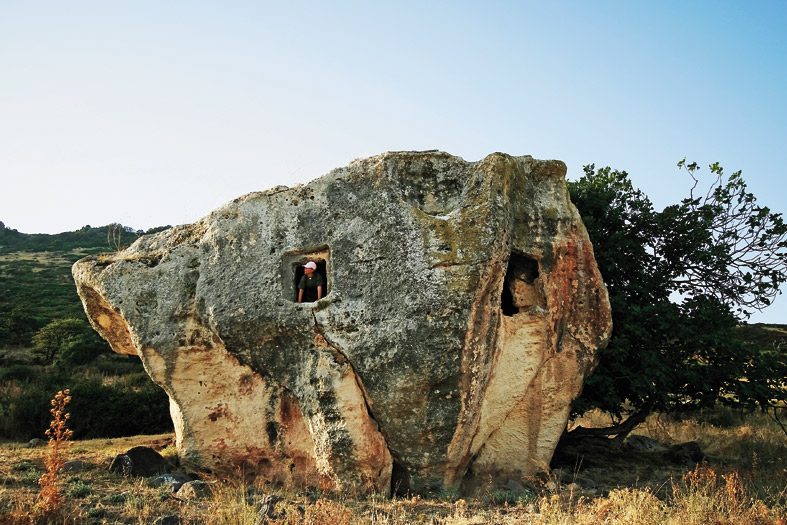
[0,222,174,443]
[0,221,169,346]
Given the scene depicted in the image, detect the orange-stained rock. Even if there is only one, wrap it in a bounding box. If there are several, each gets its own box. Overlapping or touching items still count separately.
[73,151,611,495]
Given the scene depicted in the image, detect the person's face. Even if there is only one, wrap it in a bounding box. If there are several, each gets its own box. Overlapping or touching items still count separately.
[304,267,315,276]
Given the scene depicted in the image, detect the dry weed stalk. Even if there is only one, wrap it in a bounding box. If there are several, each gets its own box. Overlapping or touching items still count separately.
[37,389,73,516]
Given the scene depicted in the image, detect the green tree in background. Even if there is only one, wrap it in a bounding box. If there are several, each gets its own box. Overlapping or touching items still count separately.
[673,160,787,314]
[0,304,39,346]
[567,162,787,441]
[31,318,108,366]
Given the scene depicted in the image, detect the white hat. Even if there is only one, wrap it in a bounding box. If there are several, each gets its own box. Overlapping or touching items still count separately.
[303,261,317,269]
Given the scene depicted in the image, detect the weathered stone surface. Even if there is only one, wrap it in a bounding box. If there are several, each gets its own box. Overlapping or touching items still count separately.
[60,460,88,473]
[73,151,611,495]
[624,434,666,453]
[176,480,211,499]
[28,438,46,448]
[151,472,193,493]
[668,441,704,465]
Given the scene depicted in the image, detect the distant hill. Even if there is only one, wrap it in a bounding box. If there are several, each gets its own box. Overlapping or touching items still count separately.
[0,221,171,254]
[0,222,170,346]
[734,323,787,352]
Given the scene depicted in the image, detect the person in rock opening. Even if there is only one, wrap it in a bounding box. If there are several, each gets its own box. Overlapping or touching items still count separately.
[297,261,324,303]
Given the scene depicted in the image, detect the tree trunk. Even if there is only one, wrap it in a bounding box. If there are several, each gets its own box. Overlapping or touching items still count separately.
[563,400,655,447]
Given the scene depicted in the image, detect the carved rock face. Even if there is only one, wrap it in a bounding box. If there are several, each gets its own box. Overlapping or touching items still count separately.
[73,151,611,495]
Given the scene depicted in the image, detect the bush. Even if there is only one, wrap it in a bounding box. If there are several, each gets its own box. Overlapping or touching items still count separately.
[6,371,70,438]
[66,480,92,498]
[0,364,37,382]
[56,336,106,367]
[438,487,461,502]
[682,406,748,428]
[90,356,146,376]
[490,489,520,506]
[116,372,155,389]
[1,371,171,440]
[68,378,172,438]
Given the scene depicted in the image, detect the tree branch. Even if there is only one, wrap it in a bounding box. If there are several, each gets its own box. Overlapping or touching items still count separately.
[564,400,655,445]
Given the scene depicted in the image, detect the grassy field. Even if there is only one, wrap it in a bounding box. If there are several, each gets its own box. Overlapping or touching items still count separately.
[1,409,785,524]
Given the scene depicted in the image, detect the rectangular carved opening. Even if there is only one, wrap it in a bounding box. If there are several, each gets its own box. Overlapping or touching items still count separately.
[501,252,543,316]
[282,246,330,302]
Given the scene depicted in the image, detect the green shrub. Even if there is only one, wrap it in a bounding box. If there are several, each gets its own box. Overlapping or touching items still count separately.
[11,459,37,471]
[32,318,108,366]
[90,357,145,376]
[1,370,171,440]
[116,372,155,388]
[66,480,92,498]
[102,493,126,504]
[490,489,522,506]
[7,372,67,438]
[688,406,748,428]
[438,487,461,502]
[56,335,107,366]
[68,377,172,439]
[21,469,43,486]
[516,491,536,505]
[0,364,37,382]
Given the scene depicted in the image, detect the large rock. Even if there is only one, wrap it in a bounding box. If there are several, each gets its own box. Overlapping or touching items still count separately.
[109,446,169,477]
[73,151,611,495]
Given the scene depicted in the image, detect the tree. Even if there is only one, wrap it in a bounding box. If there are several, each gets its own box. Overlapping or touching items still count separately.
[0,304,39,347]
[566,162,787,441]
[31,318,108,366]
[673,160,787,314]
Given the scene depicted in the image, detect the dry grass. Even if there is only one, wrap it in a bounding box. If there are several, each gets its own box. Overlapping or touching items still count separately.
[1,409,785,524]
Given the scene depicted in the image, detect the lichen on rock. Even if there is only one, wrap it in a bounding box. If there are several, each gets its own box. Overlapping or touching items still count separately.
[73,150,611,495]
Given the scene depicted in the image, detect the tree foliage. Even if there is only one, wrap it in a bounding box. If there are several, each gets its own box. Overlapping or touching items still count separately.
[675,160,787,313]
[0,304,38,346]
[31,318,108,366]
[567,162,787,438]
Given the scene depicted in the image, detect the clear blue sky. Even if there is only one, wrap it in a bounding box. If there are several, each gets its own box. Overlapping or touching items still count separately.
[1,1,785,322]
